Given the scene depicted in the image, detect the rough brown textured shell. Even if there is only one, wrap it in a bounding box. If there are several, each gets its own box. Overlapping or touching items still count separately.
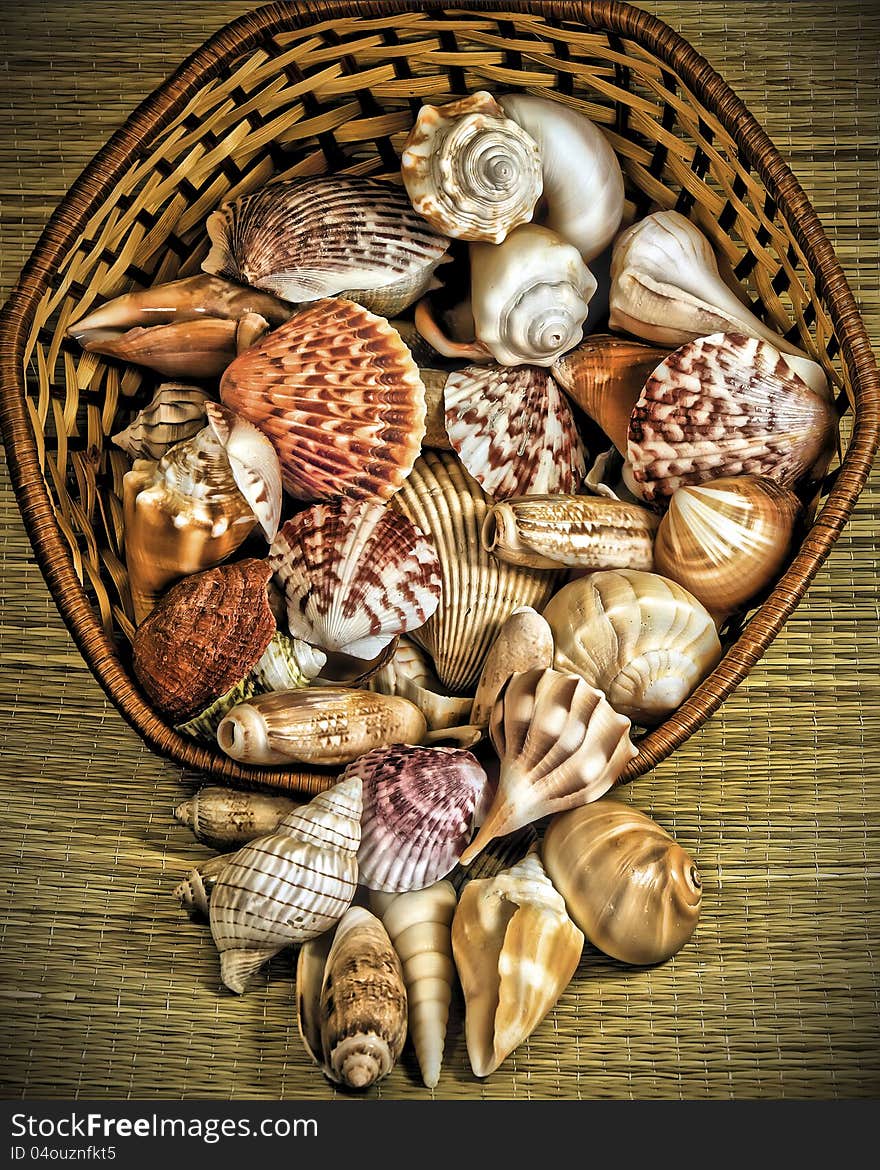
[220,298,427,502]
[132,559,275,724]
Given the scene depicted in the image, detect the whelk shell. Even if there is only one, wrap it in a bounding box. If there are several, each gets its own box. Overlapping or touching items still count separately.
[173,786,300,850]
[112,383,213,461]
[469,607,554,729]
[173,850,241,918]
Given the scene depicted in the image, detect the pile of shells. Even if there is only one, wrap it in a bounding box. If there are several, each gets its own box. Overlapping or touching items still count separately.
[68,84,838,1089]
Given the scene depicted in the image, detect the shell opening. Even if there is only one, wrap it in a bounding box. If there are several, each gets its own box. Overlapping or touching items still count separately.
[216,719,238,754]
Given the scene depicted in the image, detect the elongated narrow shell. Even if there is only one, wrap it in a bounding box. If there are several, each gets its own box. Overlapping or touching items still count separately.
[390,450,563,693]
[482,494,658,571]
[174,787,301,850]
[349,745,489,893]
[112,384,213,461]
[203,174,450,315]
[216,688,427,767]
[444,364,586,498]
[470,607,554,728]
[268,498,441,661]
[451,850,584,1077]
[209,776,362,994]
[627,332,837,504]
[369,881,457,1089]
[460,668,637,865]
[220,298,427,502]
[542,799,702,965]
[401,90,542,244]
[544,569,723,725]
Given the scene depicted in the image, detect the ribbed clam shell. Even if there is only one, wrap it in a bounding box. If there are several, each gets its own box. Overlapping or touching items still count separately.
[482,494,658,570]
[174,786,301,850]
[220,298,427,502]
[390,450,563,692]
[203,174,450,313]
[542,798,702,965]
[470,607,554,728]
[268,498,441,661]
[112,384,213,461]
[654,474,802,617]
[543,568,723,725]
[348,744,489,893]
[209,776,362,994]
[401,90,542,244]
[627,332,837,504]
[444,364,587,499]
[459,668,637,865]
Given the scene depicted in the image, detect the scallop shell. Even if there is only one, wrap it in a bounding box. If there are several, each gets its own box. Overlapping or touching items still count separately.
[220,298,427,502]
[348,744,490,893]
[444,364,587,499]
[543,568,723,725]
[542,798,702,965]
[174,786,301,850]
[401,90,542,244]
[627,332,837,504]
[390,450,563,693]
[460,668,637,865]
[112,384,213,461]
[209,776,362,993]
[268,498,441,662]
[203,174,450,315]
[470,607,554,729]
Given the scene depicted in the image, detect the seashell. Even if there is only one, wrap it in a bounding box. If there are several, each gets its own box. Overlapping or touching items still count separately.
[268,498,441,662]
[542,798,702,965]
[421,369,453,450]
[202,402,282,542]
[173,850,242,917]
[609,210,830,397]
[368,880,457,1089]
[216,688,427,767]
[451,849,584,1077]
[627,332,837,505]
[444,364,587,498]
[653,474,802,619]
[348,744,490,893]
[112,383,213,461]
[389,318,453,369]
[460,668,637,865]
[499,94,625,263]
[401,90,542,244]
[469,224,597,367]
[173,786,301,850]
[390,449,563,693]
[551,334,669,456]
[210,776,362,994]
[203,174,450,316]
[297,905,407,1089]
[543,568,723,725]
[470,607,554,729]
[448,824,539,894]
[366,638,474,733]
[413,295,492,364]
[482,494,658,571]
[220,298,427,502]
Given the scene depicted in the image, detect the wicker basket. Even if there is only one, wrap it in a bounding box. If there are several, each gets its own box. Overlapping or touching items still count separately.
[0,0,877,795]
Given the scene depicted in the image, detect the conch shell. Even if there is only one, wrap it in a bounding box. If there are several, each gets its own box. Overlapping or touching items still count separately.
[112,383,213,461]
[469,607,554,729]
[173,786,300,850]
[401,90,542,244]
[209,776,362,993]
[451,849,584,1077]
[542,798,702,965]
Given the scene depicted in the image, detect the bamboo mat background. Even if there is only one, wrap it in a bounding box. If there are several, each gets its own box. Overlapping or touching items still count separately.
[0,1,878,1100]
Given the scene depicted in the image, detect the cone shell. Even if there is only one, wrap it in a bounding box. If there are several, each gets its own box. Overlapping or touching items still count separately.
[209,776,362,994]
[654,475,802,617]
[112,384,213,461]
[470,607,554,728]
[174,786,301,850]
[203,174,449,315]
[390,450,563,693]
[220,298,427,502]
[460,668,637,865]
[444,364,587,499]
[543,568,723,725]
[627,332,837,504]
[451,850,584,1078]
[268,498,441,661]
[542,798,702,965]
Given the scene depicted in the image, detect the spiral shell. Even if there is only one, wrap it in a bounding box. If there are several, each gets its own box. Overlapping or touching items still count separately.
[174,787,301,850]
[112,384,213,461]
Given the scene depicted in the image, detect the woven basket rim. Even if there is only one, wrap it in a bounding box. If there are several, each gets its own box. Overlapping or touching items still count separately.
[1,0,878,792]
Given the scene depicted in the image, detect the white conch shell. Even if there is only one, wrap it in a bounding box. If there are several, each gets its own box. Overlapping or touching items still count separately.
[451,849,584,1077]
[112,384,213,461]
[209,776,362,993]
[499,93,625,263]
[368,881,457,1089]
[470,607,554,729]
[469,224,597,367]
[609,210,829,397]
[401,90,543,244]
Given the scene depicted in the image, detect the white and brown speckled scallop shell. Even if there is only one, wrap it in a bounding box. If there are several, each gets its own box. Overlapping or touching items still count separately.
[220,298,427,502]
[444,364,587,499]
[268,498,441,662]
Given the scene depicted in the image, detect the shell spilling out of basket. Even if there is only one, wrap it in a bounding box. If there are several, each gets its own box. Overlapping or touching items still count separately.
[68,85,839,1088]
